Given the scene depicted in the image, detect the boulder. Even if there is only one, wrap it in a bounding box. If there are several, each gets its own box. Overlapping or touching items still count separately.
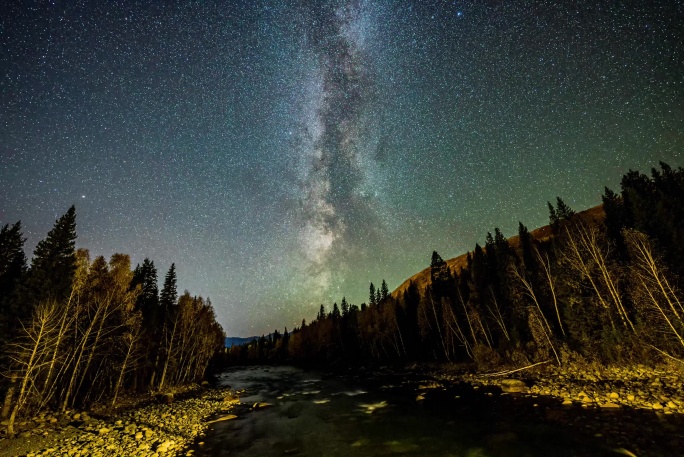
[223,392,240,404]
[156,440,174,453]
[601,402,620,409]
[500,379,526,393]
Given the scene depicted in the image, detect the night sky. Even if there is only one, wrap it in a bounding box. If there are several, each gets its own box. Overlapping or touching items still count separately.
[2,1,683,336]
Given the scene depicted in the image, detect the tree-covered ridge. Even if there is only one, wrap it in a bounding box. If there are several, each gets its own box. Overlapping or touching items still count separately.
[227,162,684,371]
[0,207,225,436]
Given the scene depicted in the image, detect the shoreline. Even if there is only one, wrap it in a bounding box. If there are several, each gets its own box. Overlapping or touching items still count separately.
[3,361,683,456]
[0,385,239,457]
[428,361,684,413]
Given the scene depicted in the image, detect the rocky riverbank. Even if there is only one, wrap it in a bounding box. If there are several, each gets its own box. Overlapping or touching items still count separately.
[432,362,684,413]
[0,386,240,457]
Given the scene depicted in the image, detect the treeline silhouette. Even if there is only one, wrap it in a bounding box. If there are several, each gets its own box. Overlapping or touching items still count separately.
[0,207,224,435]
[225,162,684,371]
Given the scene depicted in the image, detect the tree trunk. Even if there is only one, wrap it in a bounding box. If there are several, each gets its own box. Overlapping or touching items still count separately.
[1,373,17,420]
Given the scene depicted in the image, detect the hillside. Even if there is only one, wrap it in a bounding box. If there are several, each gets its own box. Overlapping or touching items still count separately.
[225,336,259,348]
[391,204,605,298]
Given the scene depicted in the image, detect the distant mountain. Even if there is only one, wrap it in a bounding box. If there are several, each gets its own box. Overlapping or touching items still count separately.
[391,204,605,298]
[224,336,259,348]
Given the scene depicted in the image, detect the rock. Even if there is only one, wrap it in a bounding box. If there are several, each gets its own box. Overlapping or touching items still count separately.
[135,432,144,440]
[500,379,526,393]
[652,402,664,410]
[627,394,635,402]
[206,414,237,424]
[253,402,273,409]
[156,439,174,453]
[223,392,240,404]
[562,399,573,406]
[601,402,620,409]
[98,427,110,435]
[72,413,81,420]
[609,392,619,399]
[416,394,425,401]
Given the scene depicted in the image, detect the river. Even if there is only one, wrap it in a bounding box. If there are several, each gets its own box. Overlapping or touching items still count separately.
[190,366,683,456]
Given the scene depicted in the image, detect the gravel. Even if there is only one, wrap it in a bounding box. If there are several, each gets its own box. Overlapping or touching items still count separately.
[435,363,684,413]
[0,386,239,457]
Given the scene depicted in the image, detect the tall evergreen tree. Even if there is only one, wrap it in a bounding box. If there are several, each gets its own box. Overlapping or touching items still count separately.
[548,201,559,232]
[430,251,454,301]
[0,222,27,335]
[555,197,575,220]
[380,280,389,301]
[23,206,77,313]
[160,263,177,312]
[340,297,349,316]
[132,259,159,329]
[518,222,536,273]
[369,282,376,307]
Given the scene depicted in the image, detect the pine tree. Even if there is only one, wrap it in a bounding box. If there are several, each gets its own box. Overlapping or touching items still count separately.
[555,197,575,220]
[369,283,376,307]
[548,201,559,233]
[518,222,536,272]
[380,280,389,301]
[23,206,77,313]
[340,297,349,316]
[160,264,177,312]
[132,259,159,329]
[317,304,326,321]
[430,251,453,299]
[0,221,27,336]
[332,302,341,320]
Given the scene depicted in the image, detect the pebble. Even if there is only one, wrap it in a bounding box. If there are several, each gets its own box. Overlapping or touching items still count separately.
[438,364,684,415]
[4,386,237,457]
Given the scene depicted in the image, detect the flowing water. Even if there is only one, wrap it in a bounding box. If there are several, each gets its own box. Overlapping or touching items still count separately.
[191,366,683,457]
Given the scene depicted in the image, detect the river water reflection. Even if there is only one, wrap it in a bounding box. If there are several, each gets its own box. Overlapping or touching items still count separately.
[191,366,682,457]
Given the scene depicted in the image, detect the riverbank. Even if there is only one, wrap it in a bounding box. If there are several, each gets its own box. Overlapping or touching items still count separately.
[352,361,684,455]
[0,385,239,457]
[430,361,684,413]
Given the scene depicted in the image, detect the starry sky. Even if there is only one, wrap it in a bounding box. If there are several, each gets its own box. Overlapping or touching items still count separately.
[2,0,683,336]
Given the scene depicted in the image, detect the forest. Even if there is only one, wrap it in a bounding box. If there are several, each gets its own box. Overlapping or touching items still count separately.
[0,207,225,435]
[225,162,684,373]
